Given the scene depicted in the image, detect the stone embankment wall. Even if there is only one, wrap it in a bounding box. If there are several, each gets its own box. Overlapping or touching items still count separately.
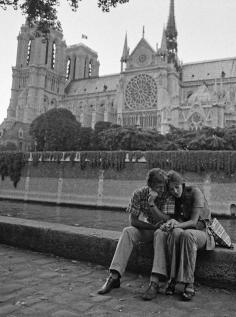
[0,216,235,289]
[0,161,236,216]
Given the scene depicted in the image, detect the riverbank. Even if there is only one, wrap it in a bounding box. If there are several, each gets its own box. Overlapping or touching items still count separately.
[1,159,236,216]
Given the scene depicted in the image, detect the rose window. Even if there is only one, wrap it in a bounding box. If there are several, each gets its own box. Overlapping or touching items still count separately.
[125,74,158,110]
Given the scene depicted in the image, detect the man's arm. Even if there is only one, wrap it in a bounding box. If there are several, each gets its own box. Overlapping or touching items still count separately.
[148,191,171,222]
[148,204,170,222]
[129,213,161,230]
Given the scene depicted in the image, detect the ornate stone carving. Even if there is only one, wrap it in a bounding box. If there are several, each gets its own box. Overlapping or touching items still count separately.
[125,74,157,110]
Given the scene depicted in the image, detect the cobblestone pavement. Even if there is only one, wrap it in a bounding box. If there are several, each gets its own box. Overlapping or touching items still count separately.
[0,244,235,317]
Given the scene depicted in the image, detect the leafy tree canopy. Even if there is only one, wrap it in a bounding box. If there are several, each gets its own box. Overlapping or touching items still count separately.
[0,0,129,33]
[29,108,81,151]
[77,127,93,150]
[0,142,17,151]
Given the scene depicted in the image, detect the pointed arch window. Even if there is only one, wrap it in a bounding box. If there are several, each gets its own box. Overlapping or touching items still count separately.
[45,39,49,65]
[26,40,32,65]
[66,58,71,80]
[18,128,23,139]
[88,60,93,78]
[73,57,77,79]
[51,42,56,70]
[84,57,88,78]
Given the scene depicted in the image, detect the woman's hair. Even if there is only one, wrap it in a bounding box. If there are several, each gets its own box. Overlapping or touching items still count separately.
[167,170,184,185]
[146,168,167,188]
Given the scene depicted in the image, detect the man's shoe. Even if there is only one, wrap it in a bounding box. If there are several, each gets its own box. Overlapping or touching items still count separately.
[97,276,120,295]
[142,282,159,301]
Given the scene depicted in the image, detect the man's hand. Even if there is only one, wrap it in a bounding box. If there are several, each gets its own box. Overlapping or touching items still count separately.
[161,219,179,232]
[148,190,158,206]
[153,220,165,230]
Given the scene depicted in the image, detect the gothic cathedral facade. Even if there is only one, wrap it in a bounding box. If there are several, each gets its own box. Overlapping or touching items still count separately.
[2,0,236,150]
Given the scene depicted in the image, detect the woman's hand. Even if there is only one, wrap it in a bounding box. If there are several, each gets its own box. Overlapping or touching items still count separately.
[161,219,179,231]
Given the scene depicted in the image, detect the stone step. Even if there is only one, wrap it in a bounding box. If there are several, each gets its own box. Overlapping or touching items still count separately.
[0,216,235,289]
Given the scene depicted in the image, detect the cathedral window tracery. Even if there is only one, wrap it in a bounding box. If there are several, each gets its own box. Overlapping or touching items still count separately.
[88,60,93,78]
[66,58,71,80]
[26,40,32,65]
[125,74,158,110]
[188,112,204,130]
[51,42,56,70]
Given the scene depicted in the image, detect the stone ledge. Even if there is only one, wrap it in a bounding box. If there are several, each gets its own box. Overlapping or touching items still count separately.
[0,216,235,289]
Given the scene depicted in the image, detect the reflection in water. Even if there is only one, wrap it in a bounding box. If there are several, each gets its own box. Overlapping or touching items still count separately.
[0,200,128,232]
[0,200,235,242]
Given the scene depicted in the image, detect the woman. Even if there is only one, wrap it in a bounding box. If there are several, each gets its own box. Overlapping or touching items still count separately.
[151,170,215,301]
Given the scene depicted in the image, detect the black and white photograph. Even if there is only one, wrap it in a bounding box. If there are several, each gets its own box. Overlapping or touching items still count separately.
[0,0,235,316]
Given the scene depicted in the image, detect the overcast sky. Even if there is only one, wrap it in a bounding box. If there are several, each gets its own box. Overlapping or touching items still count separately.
[0,0,236,123]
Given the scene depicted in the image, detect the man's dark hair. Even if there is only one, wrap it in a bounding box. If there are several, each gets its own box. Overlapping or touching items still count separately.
[146,168,167,188]
[167,170,184,185]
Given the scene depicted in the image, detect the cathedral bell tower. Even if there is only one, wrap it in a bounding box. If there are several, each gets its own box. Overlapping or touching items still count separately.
[7,22,66,125]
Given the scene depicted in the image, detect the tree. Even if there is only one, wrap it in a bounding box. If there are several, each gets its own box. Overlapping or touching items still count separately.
[92,121,113,150]
[77,127,93,150]
[29,108,81,151]
[0,0,129,34]
[98,127,166,151]
[205,135,230,150]
[0,142,17,151]
[222,126,236,149]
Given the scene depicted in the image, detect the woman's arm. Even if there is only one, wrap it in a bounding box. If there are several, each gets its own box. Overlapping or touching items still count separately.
[175,207,201,229]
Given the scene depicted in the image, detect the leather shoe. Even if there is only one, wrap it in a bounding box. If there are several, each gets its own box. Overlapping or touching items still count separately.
[142,282,159,301]
[97,276,120,295]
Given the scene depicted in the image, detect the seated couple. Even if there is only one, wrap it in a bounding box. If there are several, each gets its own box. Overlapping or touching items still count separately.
[97,168,215,301]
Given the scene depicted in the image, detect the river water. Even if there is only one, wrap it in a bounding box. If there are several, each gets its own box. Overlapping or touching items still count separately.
[0,200,235,242]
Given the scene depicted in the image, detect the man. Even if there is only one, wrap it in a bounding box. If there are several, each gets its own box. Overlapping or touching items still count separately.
[97,168,172,300]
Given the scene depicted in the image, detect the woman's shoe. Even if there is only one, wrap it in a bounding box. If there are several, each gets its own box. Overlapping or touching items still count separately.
[182,286,195,301]
[165,279,176,295]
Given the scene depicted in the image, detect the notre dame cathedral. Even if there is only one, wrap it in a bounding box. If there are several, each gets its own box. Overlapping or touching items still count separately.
[1,0,236,150]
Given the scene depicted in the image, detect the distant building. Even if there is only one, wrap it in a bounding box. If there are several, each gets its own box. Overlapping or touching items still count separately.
[1,0,236,150]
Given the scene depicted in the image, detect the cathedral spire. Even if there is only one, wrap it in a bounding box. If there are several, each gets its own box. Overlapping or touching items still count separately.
[160,27,167,51]
[165,0,179,68]
[121,32,129,63]
[121,32,129,71]
[142,26,145,38]
[166,0,177,38]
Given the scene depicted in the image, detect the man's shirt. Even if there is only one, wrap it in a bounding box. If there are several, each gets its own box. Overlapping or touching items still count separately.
[126,186,174,225]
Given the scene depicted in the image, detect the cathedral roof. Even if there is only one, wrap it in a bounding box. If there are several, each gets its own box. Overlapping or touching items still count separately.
[66,43,98,56]
[130,37,156,58]
[66,74,120,95]
[182,57,236,81]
